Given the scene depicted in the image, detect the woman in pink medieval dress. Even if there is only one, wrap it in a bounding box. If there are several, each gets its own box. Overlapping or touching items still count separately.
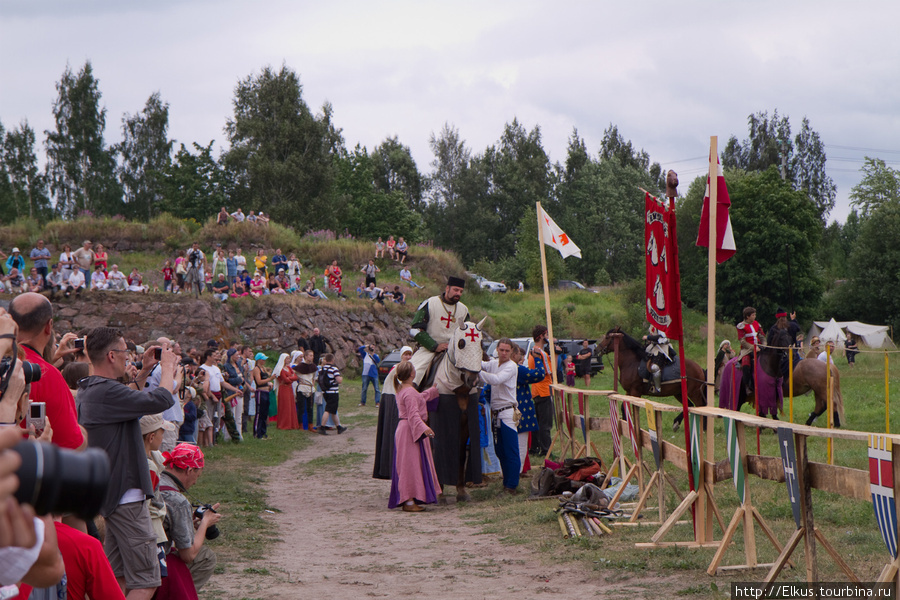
[389,362,441,512]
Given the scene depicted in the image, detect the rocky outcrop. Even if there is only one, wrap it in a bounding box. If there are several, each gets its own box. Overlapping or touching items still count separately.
[51,294,412,371]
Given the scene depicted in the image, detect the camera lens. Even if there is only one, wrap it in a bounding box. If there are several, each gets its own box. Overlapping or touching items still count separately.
[13,441,110,520]
[20,361,41,385]
[193,505,220,539]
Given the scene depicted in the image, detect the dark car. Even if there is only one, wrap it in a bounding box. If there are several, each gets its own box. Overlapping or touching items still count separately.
[377,349,404,382]
[556,339,604,375]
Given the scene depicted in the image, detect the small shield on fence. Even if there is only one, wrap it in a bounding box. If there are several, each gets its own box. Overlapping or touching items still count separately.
[777,427,802,529]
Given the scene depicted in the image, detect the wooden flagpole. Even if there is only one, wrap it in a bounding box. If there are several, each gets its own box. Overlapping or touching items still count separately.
[536,202,558,386]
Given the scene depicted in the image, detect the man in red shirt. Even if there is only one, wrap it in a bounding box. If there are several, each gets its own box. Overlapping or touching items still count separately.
[736,306,762,394]
[9,293,85,450]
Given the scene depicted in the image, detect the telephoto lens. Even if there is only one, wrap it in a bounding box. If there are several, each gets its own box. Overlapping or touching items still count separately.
[13,441,110,520]
[0,357,41,384]
[193,504,220,539]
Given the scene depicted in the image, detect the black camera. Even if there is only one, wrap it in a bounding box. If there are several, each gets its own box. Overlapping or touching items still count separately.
[193,504,220,539]
[0,356,41,385]
[13,441,110,520]
[133,361,143,371]
[73,338,85,350]
[154,347,162,360]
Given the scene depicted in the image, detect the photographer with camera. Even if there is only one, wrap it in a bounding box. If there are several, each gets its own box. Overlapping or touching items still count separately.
[157,443,220,594]
[78,327,177,600]
[0,309,67,594]
[8,293,85,451]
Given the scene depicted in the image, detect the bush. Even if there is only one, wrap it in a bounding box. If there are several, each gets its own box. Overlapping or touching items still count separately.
[0,218,43,249]
[194,221,303,251]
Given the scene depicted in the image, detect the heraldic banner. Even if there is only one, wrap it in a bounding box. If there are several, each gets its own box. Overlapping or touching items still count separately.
[644,194,681,339]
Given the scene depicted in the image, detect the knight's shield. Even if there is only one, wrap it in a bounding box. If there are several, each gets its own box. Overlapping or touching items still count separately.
[777,427,802,529]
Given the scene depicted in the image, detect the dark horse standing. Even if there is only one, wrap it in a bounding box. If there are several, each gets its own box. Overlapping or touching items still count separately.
[596,327,706,430]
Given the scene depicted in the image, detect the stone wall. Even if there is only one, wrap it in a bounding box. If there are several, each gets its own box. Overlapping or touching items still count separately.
[51,295,412,372]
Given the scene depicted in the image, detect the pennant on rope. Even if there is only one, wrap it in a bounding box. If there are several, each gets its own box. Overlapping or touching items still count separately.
[645,405,661,470]
[724,417,746,504]
[577,392,587,444]
[624,401,640,461]
[690,413,701,489]
[777,428,802,529]
[869,434,898,559]
[609,398,622,459]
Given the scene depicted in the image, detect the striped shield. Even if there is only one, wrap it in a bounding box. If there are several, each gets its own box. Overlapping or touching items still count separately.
[724,417,746,504]
[689,413,701,488]
[869,434,898,558]
[645,405,661,470]
[624,401,640,460]
[608,398,622,459]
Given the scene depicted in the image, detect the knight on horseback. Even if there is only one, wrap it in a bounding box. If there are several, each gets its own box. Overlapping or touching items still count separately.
[736,306,762,395]
[409,275,471,387]
[642,326,673,393]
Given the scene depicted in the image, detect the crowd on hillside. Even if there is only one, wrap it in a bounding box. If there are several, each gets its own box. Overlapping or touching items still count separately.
[0,292,362,598]
[0,232,425,304]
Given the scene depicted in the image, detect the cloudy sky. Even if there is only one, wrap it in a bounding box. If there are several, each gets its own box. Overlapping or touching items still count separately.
[2,1,899,223]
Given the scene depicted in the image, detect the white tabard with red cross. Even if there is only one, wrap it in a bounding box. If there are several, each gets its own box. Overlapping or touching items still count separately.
[423,295,470,347]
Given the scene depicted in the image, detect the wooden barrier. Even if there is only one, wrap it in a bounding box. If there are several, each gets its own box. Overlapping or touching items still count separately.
[549,384,900,587]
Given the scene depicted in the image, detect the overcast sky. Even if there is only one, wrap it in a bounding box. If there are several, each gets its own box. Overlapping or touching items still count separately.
[2,1,899,223]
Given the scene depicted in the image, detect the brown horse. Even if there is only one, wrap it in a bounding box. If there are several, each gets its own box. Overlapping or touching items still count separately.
[786,356,845,427]
[596,327,706,430]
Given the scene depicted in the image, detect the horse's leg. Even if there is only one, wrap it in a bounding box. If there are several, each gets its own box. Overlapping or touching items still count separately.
[456,394,471,502]
[805,408,823,426]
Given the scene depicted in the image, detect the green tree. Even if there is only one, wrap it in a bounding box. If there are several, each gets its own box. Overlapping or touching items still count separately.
[45,61,121,217]
[3,121,49,219]
[223,65,343,230]
[0,120,14,220]
[371,136,423,213]
[424,123,471,252]
[694,168,823,323]
[334,145,421,240]
[159,141,230,221]
[849,157,900,218]
[116,92,172,221]
[831,201,900,331]
[722,110,835,219]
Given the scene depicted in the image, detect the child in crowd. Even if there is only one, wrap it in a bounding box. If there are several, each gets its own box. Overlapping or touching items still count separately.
[317,353,345,434]
[565,355,576,387]
[162,259,174,292]
[204,269,213,294]
[179,388,198,443]
[140,413,174,579]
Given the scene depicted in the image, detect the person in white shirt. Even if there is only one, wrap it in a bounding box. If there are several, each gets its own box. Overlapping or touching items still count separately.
[817,340,837,366]
[65,268,86,297]
[479,338,520,494]
[90,265,108,291]
[106,264,127,291]
[230,208,245,222]
[399,267,423,289]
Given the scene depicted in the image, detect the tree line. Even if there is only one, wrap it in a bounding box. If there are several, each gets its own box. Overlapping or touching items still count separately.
[1,61,897,331]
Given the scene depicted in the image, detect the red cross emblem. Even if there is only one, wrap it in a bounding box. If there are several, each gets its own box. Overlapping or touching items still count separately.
[440,312,454,328]
[465,329,479,342]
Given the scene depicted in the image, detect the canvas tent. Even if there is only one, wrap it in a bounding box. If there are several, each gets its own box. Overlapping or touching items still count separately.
[806,319,896,349]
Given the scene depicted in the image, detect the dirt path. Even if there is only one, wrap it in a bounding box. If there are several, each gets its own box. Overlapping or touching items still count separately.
[205,410,684,599]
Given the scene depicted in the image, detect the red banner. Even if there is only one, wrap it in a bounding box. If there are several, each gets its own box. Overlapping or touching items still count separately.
[645,194,679,338]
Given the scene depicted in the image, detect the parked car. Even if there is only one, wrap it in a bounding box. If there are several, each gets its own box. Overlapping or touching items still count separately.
[377,349,404,382]
[486,337,534,358]
[558,280,597,292]
[556,339,604,375]
[467,272,508,293]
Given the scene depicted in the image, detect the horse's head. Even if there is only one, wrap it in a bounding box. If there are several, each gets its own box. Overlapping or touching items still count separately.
[766,326,791,352]
[596,326,623,356]
[447,316,487,384]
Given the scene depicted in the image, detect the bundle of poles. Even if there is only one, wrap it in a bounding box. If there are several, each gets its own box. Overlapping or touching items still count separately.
[555,499,614,539]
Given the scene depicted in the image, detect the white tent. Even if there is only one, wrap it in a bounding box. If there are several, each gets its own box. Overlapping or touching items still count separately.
[806,319,896,349]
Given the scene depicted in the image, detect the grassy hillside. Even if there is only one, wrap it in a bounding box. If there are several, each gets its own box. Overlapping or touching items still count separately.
[3,214,736,364]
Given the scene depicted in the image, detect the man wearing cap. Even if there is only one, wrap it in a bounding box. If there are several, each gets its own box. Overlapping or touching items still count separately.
[158,444,221,592]
[183,242,205,297]
[78,327,177,599]
[5,247,26,274]
[408,276,471,386]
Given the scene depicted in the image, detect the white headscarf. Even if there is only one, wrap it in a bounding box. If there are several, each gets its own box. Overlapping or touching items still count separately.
[272,353,291,396]
[290,350,302,366]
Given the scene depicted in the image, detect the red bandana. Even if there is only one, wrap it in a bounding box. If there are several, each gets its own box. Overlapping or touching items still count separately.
[163,443,205,470]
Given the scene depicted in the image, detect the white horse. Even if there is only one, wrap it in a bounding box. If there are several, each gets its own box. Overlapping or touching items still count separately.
[426,317,486,502]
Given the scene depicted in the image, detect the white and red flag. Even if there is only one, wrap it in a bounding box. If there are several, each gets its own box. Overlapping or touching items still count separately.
[538,206,581,259]
[696,156,736,263]
[644,194,682,339]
